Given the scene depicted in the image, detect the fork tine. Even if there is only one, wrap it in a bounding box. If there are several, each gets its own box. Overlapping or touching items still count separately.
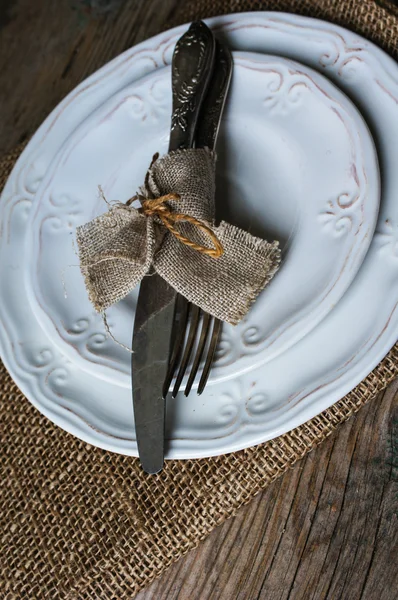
[162,296,190,397]
[184,311,212,396]
[197,318,222,395]
[172,305,201,398]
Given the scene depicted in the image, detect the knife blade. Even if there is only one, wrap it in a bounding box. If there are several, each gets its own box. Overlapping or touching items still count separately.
[131,21,216,474]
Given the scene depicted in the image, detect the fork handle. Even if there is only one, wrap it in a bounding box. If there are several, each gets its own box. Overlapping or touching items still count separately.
[195,42,233,151]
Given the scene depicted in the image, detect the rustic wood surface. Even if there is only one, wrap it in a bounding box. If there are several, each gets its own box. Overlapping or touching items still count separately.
[1,1,397,598]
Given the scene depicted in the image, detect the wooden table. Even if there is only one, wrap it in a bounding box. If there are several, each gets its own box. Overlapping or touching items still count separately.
[1,1,397,598]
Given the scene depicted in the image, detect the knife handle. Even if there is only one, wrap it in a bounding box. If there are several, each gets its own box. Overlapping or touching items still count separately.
[169,21,216,151]
[195,42,233,152]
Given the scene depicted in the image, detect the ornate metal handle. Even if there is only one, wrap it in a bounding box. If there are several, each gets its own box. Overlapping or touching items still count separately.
[169,21,215,151]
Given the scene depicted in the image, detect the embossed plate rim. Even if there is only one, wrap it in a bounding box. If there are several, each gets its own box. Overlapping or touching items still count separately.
[0,12,397,458]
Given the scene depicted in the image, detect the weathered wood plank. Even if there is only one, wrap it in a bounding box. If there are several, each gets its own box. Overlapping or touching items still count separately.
[0,0,177,154]
[136,383,398,600]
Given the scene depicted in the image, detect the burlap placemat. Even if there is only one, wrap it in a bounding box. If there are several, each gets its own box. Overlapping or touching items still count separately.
[1,1,398,598]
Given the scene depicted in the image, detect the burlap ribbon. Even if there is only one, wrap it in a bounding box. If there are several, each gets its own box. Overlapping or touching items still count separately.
[76,148,281,325]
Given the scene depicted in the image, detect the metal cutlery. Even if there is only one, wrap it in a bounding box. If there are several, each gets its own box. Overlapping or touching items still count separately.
[131,21,216,474]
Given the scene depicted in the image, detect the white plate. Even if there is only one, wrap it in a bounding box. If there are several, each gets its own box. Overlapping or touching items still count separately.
[23,54,379,384]
[1,13,397,458]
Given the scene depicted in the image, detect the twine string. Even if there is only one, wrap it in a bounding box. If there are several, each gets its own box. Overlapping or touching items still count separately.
[126,192,223,259]
[125,152,223,258]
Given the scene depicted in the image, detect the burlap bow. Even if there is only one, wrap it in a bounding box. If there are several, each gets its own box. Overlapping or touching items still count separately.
[76,148,281,326]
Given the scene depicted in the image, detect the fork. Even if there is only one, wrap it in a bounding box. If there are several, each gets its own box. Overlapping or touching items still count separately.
[163,41,233,399]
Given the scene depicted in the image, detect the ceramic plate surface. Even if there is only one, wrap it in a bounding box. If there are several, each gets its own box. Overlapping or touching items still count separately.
[23,54,379,384]
[1,13,397,458]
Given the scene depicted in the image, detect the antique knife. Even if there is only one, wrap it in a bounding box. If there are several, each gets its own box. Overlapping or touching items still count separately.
[131,21,216,474]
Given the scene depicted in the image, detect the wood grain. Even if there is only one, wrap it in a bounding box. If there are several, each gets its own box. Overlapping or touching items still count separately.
[136,383,398,600]
[0,0,180,154]
[1,1,397,598]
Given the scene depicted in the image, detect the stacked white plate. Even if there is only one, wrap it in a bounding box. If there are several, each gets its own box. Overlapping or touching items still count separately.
[1,13,398,458]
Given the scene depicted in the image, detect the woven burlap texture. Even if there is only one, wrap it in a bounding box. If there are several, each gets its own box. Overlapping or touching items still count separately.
[1,1,398,598]
[77,148,280,323]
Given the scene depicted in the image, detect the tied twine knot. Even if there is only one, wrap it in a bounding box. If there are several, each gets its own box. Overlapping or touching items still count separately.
[126,152,223,259]
[127,191,224,259]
